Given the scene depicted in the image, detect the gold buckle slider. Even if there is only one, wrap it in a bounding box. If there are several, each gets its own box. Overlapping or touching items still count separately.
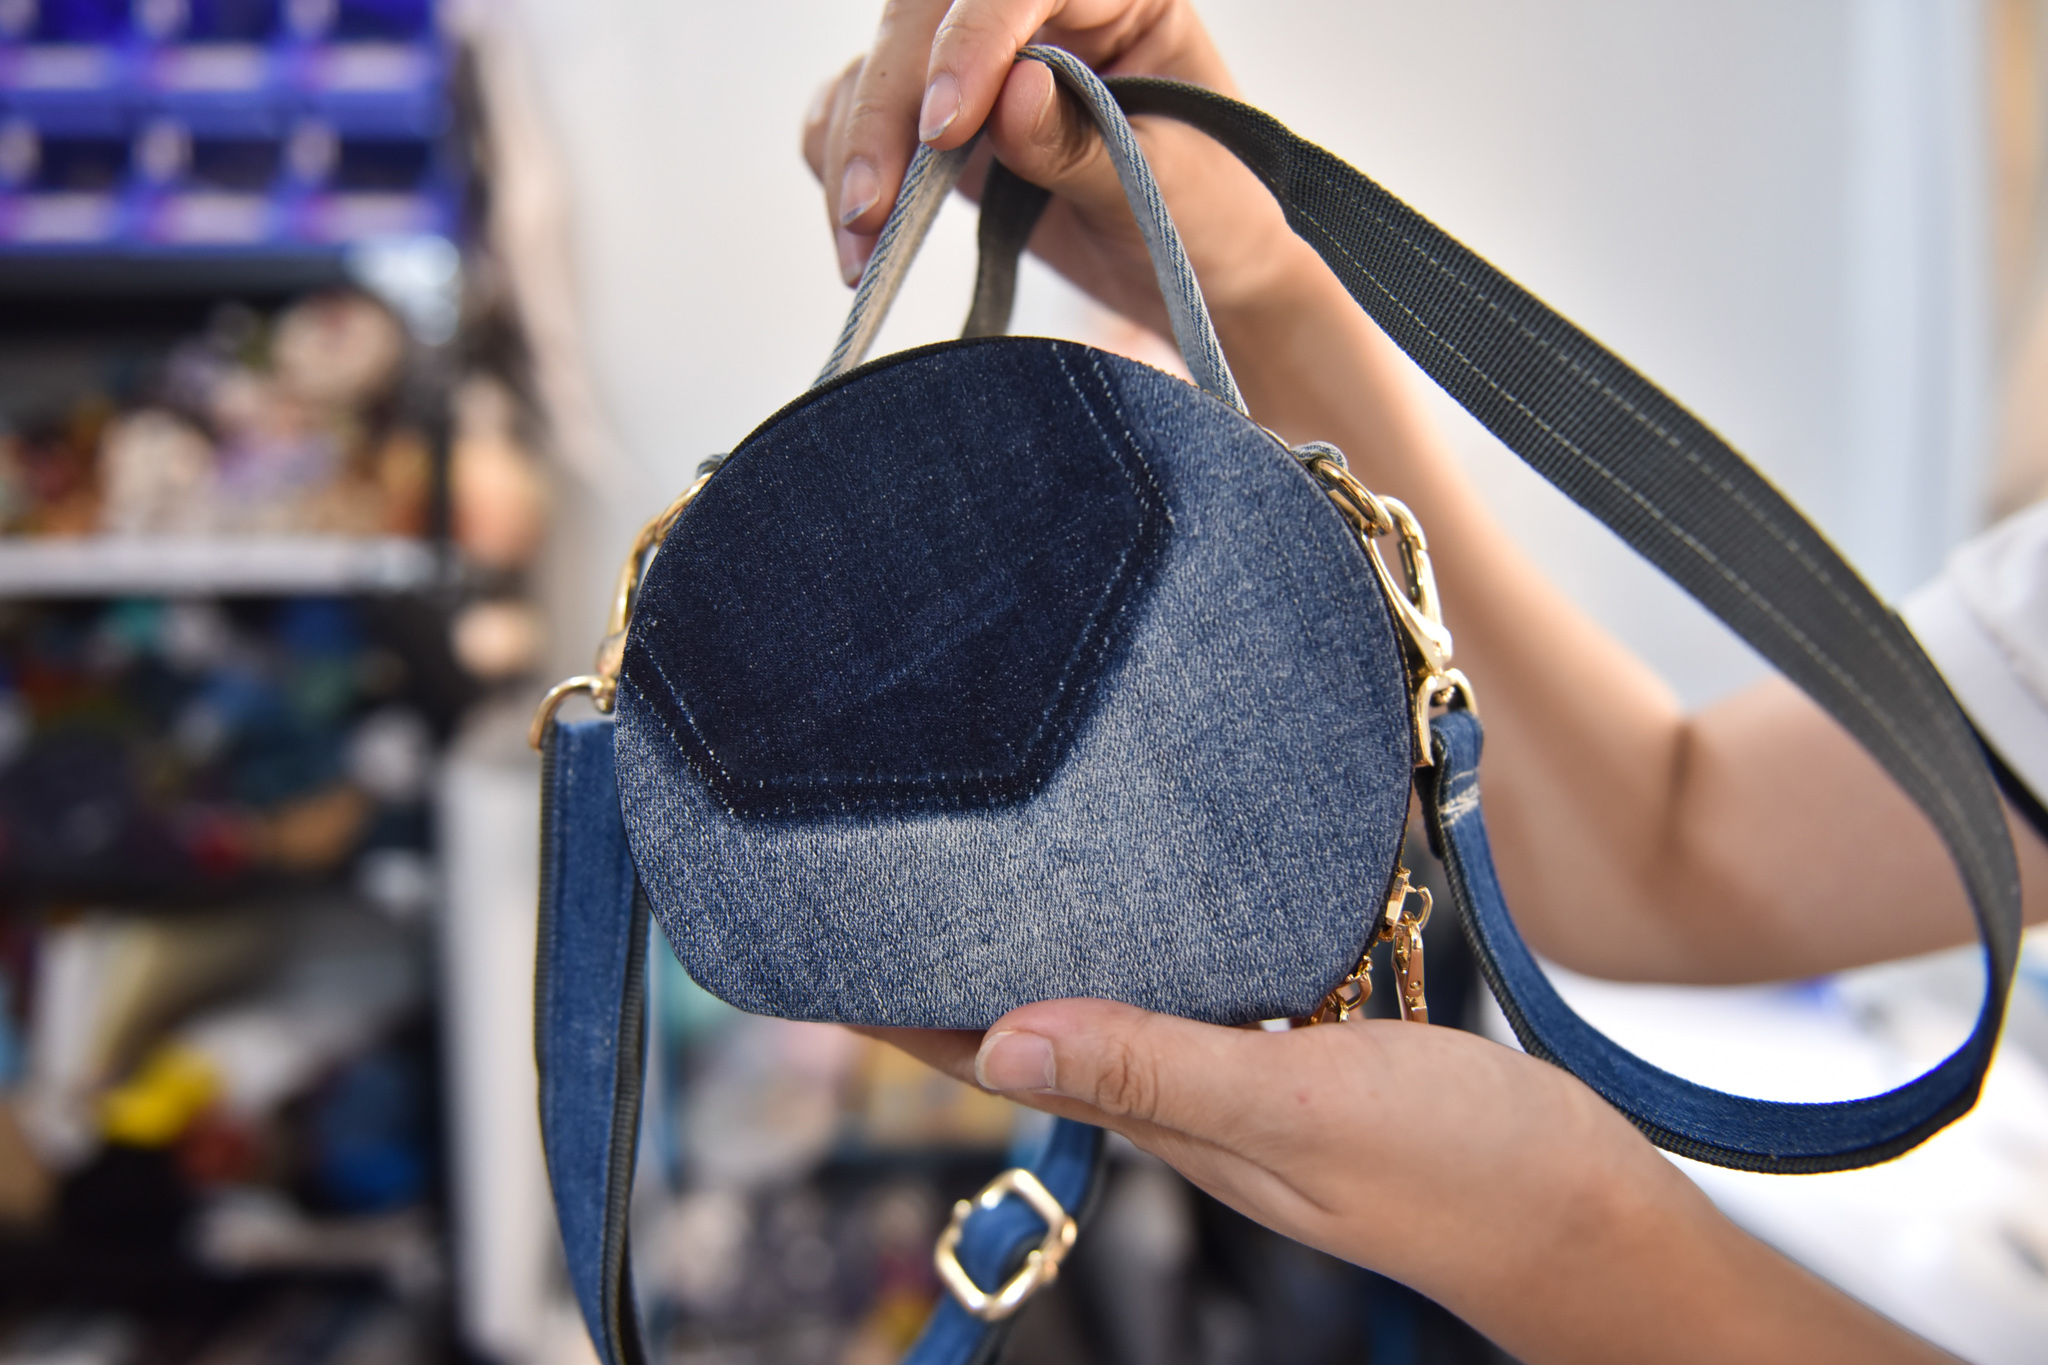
[933,1167,1078,1323]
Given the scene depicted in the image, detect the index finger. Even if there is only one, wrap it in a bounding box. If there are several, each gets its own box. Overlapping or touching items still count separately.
[916,0,1066,149]
[832,0,955,246]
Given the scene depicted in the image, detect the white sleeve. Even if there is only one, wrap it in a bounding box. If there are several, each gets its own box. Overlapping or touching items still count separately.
[1901,499,2048,804]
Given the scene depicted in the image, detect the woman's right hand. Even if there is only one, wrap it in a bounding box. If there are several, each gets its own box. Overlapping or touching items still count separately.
[800,0,1318,340]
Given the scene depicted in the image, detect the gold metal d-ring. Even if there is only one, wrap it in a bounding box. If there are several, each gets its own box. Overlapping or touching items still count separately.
[529,463,722,751]
[527,675,615,751]
[1412,668,1479,764]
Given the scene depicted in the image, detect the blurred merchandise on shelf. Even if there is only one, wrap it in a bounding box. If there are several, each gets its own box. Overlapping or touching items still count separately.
[0,3,561,1362]
[444,594,537,683]
[0,1289,440,1365]
[0,597,449,896]
[446,375,540,571]
[0,896,445,1358]
[0,0,455,253]
[8,900,426,1178]
[1,292,427,539]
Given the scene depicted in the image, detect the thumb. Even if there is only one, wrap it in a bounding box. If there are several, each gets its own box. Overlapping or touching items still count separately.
[972,998,1297,1144]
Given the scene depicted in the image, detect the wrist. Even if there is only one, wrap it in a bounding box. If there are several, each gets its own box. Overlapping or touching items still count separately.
[1204,232,1336,362]
[1203,237,1442,474]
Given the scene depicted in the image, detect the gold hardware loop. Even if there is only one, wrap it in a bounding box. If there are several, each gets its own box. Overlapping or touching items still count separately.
[1308,865,1434,1025]
[1306,456,1394,538]
[529,464,722,751]
[527,676,615,751]
[1413,669,1479,764]
[933,1167,1078,1322]
[1299,453,1477,763]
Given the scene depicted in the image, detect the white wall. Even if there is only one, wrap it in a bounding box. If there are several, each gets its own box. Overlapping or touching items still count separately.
[504,0,1993,706]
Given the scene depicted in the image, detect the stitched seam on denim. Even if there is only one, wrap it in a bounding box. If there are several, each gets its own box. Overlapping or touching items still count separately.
[644,635,1084,802]
[1078,350,1171,517]
[627,648,789,821]
[629,543,1039,812]
[537,730,567,1133]
[630,346,1171,818]
[1294,200,1991,881]
[1028,346,1168,743]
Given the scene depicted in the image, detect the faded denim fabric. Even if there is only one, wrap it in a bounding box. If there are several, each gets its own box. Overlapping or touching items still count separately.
[615,338,1414,1028]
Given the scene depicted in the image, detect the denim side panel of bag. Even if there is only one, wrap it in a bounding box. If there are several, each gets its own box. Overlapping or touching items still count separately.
[614,340,1415,1028]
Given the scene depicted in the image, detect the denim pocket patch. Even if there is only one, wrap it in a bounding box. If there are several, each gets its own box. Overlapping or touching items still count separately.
[622,339,1170,817]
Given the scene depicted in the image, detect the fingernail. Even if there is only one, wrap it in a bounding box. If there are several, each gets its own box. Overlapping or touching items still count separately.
[835,228,868,287]
[838,158,879,225]
[975,1030,1056,1092]
[918,72,961,142]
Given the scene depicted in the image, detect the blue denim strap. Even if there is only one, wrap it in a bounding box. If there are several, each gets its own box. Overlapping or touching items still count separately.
[536,716,650,1365]
[1424,709,2000,1173]
[817,47,1244,415]
[536,714,1107,1364]
[816,138,976,389]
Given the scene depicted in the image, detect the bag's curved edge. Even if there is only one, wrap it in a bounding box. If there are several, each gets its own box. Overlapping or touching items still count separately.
[613,337,1417,1031]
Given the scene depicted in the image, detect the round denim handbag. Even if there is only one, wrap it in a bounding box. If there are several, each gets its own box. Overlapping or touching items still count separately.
[528,48,2022,1365]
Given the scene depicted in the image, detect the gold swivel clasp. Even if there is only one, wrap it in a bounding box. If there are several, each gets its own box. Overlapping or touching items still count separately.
[528,462,723,750]
[1309,864,1434,1025]
[1298,446,1477,765]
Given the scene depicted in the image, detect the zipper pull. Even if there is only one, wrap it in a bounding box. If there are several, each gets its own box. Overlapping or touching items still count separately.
[1390,888,1431,1024]
[1310,866,1434,1025]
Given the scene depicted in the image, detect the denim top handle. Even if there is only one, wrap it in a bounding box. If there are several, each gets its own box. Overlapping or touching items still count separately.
[816,48,1244,415]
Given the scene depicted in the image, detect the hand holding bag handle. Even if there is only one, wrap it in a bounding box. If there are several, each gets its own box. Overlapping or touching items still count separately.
[840,46,2021,1172]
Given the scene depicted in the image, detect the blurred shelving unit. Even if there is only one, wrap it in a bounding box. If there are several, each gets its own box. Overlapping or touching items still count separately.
[0,534,441,596]
[0,4,555,1364]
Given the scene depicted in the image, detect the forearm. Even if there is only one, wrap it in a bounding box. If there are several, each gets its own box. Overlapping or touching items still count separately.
[1437,1146,1955,1364]
[1322,1027,1955,1364]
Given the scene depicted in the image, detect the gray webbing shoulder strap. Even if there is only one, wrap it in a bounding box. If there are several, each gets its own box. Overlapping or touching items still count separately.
[953,52,2019,1174]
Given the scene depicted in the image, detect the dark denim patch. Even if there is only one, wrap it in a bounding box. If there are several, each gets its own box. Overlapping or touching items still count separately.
[622,339,1169,817]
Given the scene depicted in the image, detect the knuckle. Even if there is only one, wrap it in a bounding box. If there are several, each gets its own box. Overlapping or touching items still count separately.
[1092,1038,1160,1122]
[932,3,1024,62]
[843,91,895,133]
[933,2,1003,42]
